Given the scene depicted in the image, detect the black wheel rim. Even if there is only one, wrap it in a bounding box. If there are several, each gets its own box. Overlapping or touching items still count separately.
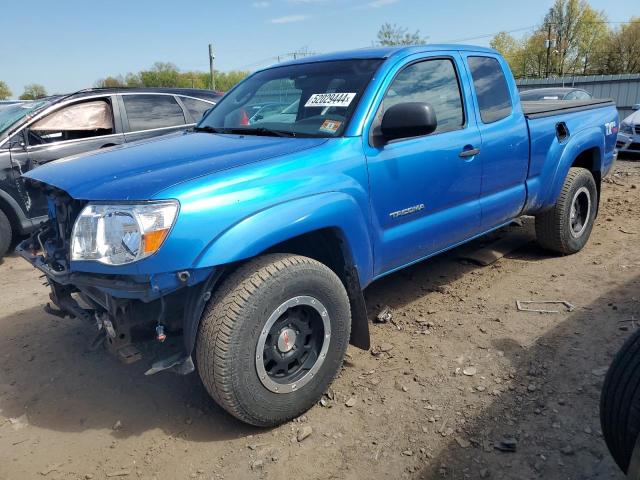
[256,296,331,393]
[569,186,591,238]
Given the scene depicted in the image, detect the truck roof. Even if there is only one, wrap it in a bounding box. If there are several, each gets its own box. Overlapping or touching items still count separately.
[276,44,498,68]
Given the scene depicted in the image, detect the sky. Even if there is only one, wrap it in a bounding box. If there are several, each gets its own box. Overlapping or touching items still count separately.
[1,0,639,97]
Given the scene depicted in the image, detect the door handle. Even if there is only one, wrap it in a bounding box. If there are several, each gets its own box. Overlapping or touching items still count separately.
[459,147,480,158]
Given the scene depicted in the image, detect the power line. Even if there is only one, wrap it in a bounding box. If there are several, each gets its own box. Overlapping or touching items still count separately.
[442,25,536,44]
[234,49,320,72]
[442,20,640,45]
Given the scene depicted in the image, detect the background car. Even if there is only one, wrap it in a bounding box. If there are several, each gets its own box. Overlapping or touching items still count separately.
[247,102,291,124]
[0,87,223,258]
[617,103,640,154]
[519,87,593,101]
[252,99,300,125]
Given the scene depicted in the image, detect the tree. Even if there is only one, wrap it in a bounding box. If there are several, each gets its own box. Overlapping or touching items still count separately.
[138,62,182,87]
[376,23,426,46]
[95,75,126,88]
[595,18,640,74]
[19,84,47,100]
[542,0,608,76]
[490,32,524,74]
[215,71,250,91]
[521,30,550,78]
[487,0,640,77]
[95,64,249,92]
[0,81,11,100]
[570,6,610,75]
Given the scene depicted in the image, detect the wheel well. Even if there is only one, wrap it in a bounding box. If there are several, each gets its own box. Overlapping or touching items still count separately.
[571,147,602,211]
[262,228,371,350]
[264,228,350,278]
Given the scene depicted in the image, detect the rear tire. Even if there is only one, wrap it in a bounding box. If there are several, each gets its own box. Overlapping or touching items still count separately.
[0,209,12,259]
[601,329,640,474]
[535,167,597,254]
[196,253,351,427]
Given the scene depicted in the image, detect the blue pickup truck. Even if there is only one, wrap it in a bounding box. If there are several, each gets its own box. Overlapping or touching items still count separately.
[18,45,618,426]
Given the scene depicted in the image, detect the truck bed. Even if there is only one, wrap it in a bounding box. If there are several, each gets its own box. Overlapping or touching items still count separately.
[522,98,615,119]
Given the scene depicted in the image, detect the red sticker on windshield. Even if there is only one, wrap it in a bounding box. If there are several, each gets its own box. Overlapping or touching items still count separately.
[319,119,342,134]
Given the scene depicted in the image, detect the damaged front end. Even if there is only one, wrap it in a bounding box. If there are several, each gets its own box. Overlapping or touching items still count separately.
[17,183,221,376]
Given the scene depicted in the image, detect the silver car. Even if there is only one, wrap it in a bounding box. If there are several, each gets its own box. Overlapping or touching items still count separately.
[617,104,640,154]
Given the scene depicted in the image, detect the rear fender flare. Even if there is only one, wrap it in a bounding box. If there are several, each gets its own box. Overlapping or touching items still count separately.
[541,127,603,209]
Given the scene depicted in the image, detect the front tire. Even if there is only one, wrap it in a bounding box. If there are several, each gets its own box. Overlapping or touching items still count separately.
[0,209,12,259]
[196,254,351,427]
[535,167,598,255]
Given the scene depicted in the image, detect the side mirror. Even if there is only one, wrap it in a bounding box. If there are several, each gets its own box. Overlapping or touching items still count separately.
[633,104,640,111]
[380,102,437,141]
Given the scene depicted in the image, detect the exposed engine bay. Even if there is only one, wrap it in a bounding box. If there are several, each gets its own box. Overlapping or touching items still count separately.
[16,182,218,375]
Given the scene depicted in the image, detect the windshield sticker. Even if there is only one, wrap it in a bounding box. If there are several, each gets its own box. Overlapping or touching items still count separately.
[305,93,356,108]
[319,119,342,134]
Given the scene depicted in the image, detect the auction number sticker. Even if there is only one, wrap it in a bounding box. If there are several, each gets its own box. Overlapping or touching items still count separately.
[305,92,357,108]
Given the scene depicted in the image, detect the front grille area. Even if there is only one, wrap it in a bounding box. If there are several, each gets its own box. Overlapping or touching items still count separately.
[635,125,640,135]
[24,180,87,270]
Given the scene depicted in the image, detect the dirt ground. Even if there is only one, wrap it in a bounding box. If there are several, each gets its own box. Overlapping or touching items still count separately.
[1,159,639,480]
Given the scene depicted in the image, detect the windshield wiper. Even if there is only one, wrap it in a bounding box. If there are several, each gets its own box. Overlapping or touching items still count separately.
[193,125,226,134]
[221,127,297,138]
[252,127,297,138]
[194,125,299,138]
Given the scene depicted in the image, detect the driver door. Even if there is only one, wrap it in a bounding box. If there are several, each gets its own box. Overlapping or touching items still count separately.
[10,96,124,219]
[363,53,483,276]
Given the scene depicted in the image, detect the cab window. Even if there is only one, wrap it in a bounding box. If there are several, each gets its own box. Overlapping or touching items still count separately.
[468,56,513,123]
[28,100,114,146]
[381,58,465,135]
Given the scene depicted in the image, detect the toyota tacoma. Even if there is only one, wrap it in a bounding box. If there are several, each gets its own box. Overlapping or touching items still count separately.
[18,45,618,426]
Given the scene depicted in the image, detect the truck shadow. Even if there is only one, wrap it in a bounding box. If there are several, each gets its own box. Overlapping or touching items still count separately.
[363,217,551,316]
[409,275,640,480]
[0,219,556,444]
[0,305,256,442]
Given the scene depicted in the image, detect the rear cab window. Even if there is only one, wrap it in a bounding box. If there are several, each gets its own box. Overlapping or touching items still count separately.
[122,94,185,132]
[467,56,513,123]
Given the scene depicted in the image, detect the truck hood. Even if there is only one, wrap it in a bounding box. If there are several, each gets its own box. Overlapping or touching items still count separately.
[24,132,327,200]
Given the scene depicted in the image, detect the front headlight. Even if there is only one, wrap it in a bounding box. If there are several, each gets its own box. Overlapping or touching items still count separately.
[620,122,633,134]
[71,201,179,265]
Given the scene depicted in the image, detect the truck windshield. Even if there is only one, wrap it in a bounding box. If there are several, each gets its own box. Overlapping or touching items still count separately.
[197,59,383,138]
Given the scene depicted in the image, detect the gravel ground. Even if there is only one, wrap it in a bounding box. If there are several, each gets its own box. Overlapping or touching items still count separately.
[0,160,639,480]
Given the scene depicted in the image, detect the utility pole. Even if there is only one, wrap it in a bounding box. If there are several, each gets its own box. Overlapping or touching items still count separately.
[208,44,216,91]
[545,23,552,78]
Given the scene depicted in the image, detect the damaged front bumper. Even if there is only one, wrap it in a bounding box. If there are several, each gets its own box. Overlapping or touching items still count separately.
[17,236,220,376]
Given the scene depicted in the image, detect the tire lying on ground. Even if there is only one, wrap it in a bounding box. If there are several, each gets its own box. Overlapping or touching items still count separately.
[535,167,598,255]
[0,209,12,259]
[196,253,351,427]
[601,328,640,475]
